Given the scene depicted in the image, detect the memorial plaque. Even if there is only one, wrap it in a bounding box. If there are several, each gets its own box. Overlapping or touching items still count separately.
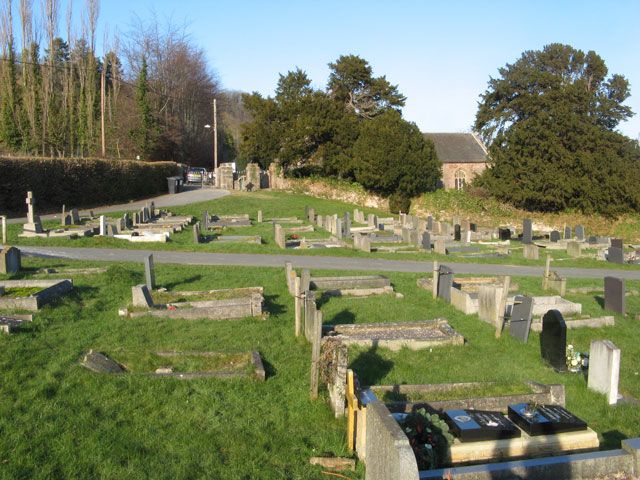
[540,310,567,371]
[509,295,533,343]
[444,409,521,442]
[508,403,587,436]
[522,219,532,244]
[437,265,454,303]
[550,230,560,242]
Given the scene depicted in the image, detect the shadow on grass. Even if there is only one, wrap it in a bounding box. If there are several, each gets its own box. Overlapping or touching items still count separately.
[259,353,277,380]
[601,429,628,449]
[263,294,286,316]
[162,275,203,290]
[594,295,605,309]
[349,345,394,386]
[328,309,356,325]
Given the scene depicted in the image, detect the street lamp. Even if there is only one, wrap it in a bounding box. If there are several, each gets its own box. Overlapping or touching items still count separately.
[204,98,218,179]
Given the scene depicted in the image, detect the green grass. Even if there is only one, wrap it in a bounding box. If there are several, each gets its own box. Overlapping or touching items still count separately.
[2,286,42,297]
[7,190,640,270]
[1,256,639,478]
[107,350,253,374]
[377,382,535,403]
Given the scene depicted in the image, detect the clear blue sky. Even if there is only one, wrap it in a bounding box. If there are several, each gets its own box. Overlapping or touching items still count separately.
[57,0,640,138]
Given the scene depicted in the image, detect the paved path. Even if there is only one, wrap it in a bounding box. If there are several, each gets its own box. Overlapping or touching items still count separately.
[18,246,640,279]
[7,187,230,224]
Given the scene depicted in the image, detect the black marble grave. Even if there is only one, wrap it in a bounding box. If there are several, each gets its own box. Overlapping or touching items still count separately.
[522,219,532,244]
[540,310,567,372]
[437,265,454,303]
[509,295,533,343]
[550,230,560,242]
[604,276,625,315]
[508,403,587,436]
[499,228,512,241]
[444,409,521,442]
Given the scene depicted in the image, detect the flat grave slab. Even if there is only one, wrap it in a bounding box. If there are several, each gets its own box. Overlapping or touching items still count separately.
[444,409,521,442]
[324,319,464,351]
[0,279,73,311]
[310,275,391,290]
[0,314,32,333]
[508,403,587,436]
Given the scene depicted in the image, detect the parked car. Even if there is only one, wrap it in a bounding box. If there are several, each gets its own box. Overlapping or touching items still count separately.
[186,167,207,183]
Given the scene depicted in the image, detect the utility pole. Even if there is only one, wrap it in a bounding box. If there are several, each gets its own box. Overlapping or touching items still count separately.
[213,98,218,172]
[100,57,106,157]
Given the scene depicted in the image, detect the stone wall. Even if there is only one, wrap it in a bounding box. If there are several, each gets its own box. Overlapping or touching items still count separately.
[442,162,487,190]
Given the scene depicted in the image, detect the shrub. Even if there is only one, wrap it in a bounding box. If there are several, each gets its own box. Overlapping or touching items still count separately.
[389,192,411,213]
[0,157,180,214]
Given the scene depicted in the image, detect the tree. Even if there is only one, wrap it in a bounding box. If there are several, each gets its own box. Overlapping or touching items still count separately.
[328,54,405,118]
[475,44,638,214]
[353,110,441,206]
[130,56,157,158]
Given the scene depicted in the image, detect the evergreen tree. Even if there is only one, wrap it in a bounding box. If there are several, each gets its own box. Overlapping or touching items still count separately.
[0,39,22,149]
[131,56,157,158]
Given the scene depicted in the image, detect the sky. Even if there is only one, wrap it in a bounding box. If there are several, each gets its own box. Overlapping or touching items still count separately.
[31,0,640,138]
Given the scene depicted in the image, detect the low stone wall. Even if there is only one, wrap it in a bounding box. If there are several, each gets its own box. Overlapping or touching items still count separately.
[365,399,419,480]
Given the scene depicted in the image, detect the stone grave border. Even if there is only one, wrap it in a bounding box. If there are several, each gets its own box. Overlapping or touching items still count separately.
[0,279,73,311]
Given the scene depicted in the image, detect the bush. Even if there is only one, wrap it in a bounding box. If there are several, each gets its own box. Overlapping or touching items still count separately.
[0,157,180,214]
[389,192,411,213]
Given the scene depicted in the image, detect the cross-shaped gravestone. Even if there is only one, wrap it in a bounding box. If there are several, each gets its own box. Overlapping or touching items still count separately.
[26,192,35,224]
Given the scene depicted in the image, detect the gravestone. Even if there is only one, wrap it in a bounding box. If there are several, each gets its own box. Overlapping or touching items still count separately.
[522,219,532,244]
[523,244,539,260]
[509,295,533,343]
[421,232,431,251]
[508,404,587,436]
[82,350,125,374]
[308,207,315,223]
[144,254,156,290]
[498,228,511,241]
[564,226,571,240]
[123,213,132,229]
[132,284,154,307]
[454,224,461,241]
[575,225,585,241]
[604,276,625,315]
[71,208,80,224]
[335,219,343,239]
[550,230,560,242]
[23,191,43,233]
[607,247,624,264]
[460,220,470,232]
[470,223,477,232]
[611,238,623,249]
[0,246,21,274]
[367,214,376,228]
[402,227,410,243]
[99,215,107,236]
[134,212,140,225]
[1,215,6,244]
[540,309,567,371]
[434,239,446,255]
[437,265,454,303]
[193,222,202,244]
[316,215,323,228]
[566,241,582,258]
[444,409,520,442]
[202,211,209,230]
[588,339,620,405]
[343,212,351,237]
[257,210,263,223]
[427,216,433,231]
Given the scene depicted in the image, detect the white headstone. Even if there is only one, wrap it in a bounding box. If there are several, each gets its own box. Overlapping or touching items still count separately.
[587,340,620,405]
[1,215,6,244]
[99,215,107,236]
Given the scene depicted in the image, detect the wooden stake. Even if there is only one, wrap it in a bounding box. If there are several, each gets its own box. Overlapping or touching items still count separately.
[346,369,358,453]
[310,310,322,399]
[294,276,302,337]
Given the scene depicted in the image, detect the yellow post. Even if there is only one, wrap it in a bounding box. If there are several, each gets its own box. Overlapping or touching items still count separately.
[346,369,358,453]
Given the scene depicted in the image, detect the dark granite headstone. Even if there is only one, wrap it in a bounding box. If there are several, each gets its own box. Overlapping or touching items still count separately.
[437,265,454,303]
[611,238,623,249]
[427,216,433,231]
[607,247,624,264]
[575,225,585,241]
[470,223,477,232]
[454,225,461,242]
[444,409,521,442]
[550,230,560,242]
[421,232,431,251]
[522,219,532,244]
[604,276,625,315]
[540,310,567,372]
[81,350,124,374]
[144,254,156,290]
[588,236,597,244]
[508,403,587,436]
[499,228,512,241]
[564,226,571,240]
[509,295,533,343]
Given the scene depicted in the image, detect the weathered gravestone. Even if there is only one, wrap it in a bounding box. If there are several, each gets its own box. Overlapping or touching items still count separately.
[23,191,43,234]
[343,212,351,237]
[509,295,533,343]
[444,409,520,442]
[193,222,202,244]
[132,284,154,307]
[587,339,620,405]
[301,269,311,292]
[575,225,585,241]
[508,403,587,436]
[550,230,561,242]
[566,241,582,258]
[611,238,623,249]
[81,350,125,374]
[0,246,21,274]
[607,247,624,264]
[434,239,446,255]
[522,219,532,244]
[454,224,461,241]
[540,310,567,372]
[564,226,572,240]
[437,265,454,303]
[71,208,80,224]
[523,243,539,260]
[144,254,156,290]
[421,232,431,251]
[257,210,263,223]
[604,276,625,315]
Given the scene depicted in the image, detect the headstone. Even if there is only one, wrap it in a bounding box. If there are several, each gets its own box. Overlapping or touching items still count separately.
[607,247,624,264]
[257,210,263,223]
[478,285,505,329]
[588,340,620,405]
[132,284,154,307]
[193,222,201,244]
[426,216,433,231]
[202,211,209,230]
[460,220,470,232]
[367,214,377,229]
[106,224,117,237]
[134,212,140,225]
[335,219,343,239]
[0,246,21,274]
[498,228,511,241]
[454,224,461,241]
[611,238,623,249]
[464,230,472,244]
[604,276,625,315]
[316,215,323,228]
[421,232,431,251]
[443,409,520,442]
[564,226,571,240]
[123,213,132,229]
[508,404,587,436]
[523,244,539,260]
[575,225,585,241]
[509,295,533,343]
[81,350,124,374]
[434,239,446,255]
[359,235,371,253]
[522,219,532,244]
[550,230,560,242]
[144,254,156,290]
[437,265,454,303]
[301,269,311,292]
[99,215,107,236]
[540,310,567,372]
[566,241,582,258]
[1,215,7,244]
[470,223,477,232]
[71,208,80,224]
[23,191,43,233]
[308,208,315,223]
[343,212,351,237]
[402,227,410,243]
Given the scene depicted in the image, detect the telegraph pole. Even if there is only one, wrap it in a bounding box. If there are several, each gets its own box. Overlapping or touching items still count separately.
[213,98,218,172]
[100,57,106,157]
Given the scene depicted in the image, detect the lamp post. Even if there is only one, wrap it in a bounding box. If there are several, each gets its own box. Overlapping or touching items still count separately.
[204,98,218,184]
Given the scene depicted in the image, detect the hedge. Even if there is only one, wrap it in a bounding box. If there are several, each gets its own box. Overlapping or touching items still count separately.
[0,157,181,214]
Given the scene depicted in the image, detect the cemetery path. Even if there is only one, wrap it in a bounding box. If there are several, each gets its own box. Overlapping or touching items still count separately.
[19,246,640,280]
[7,187,229,223]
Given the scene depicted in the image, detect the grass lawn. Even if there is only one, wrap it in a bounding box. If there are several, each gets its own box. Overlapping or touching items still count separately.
[1,254,639,478]
[7,191,640,271]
